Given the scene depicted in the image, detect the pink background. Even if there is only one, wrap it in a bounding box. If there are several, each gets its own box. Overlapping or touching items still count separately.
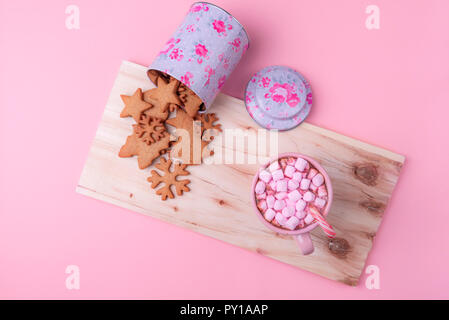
[1,0,448,299]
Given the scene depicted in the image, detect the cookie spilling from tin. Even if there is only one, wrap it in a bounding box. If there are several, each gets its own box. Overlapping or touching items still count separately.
[118,74,221,200]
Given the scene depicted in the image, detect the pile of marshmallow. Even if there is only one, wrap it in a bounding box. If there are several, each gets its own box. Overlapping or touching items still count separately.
[255,156,328,231]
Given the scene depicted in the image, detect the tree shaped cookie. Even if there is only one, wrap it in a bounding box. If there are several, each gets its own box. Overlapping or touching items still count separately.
[147,157,190,200]
[194,113,222,141]
[166,107,213,164]
[118,124,171,169]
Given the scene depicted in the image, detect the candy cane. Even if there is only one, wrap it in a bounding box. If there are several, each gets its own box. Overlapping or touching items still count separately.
[309,206,336,238]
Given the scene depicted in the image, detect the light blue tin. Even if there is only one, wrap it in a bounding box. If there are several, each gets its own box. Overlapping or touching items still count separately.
[149,2,249,112]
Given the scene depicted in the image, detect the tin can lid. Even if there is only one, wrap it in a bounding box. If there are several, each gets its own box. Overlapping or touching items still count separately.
[245,66,312,131]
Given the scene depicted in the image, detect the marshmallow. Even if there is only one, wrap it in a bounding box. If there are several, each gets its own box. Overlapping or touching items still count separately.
[272,169,284,182]
[287,179,299,191]
[295,157,308,171]
[304,213,314,224]
[259,170,272,183]
[276,179,288,192]
[279,158,288,169]
[273,199,286,211]
[264,208,276,221]
[310,183,318,192]
[295,199,307,212]
[282,205,296,217]
[314,197,326,208]
[295,210,306,219]
[257,200,267,212]
[317,185,327,198]
[285,216,300,230]
[255,181,266,194]
[256,192,267,200]
[300,178,311,190]
[275,212,287,225]
[285,199,297,207]
[284,165,296,178]
[275,192,288,200]
[268,161,280,172]
[266,195,275,208]
[312,173,324,187]
[303,191,315,202]
[307,168,318,179]
[287,189,302,202]
[269,180,277,191]
[292,172,302,182]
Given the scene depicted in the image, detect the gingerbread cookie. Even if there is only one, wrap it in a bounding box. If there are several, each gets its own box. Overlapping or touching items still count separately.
[143,77,181,114]
[147,157,190,200]
[119,72,222,199]
[147,70,171,86]
[166,107,213,164]
[194,113,222,141]
[177,85,203,117]
[119,124,171,169]
[147,70,160,85]
[120,88,153,122]
[135,111,168,145]
[121,87,172,121]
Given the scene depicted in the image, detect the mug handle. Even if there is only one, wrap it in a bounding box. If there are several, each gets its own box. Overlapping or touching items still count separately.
[295,232,314,255]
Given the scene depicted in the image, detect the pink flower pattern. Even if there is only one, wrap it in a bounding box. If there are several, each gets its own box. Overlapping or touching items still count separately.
[260,77,270,88]
[169,48,184,61]
[306,92,312,105]
[195,43,209,64]
[181,72,194,87]
[190,3,209,13]
[217,75,226,89]
[159,38,180,56]
[204,65,215,87]
[246,91,253,104]
[212,19,233,37]
[266,83,301,107]
[228,38,241,52]
[213,20,226,34]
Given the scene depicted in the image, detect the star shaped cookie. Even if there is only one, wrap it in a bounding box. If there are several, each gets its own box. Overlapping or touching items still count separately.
[120,88,153,122]
[144,77,182,117]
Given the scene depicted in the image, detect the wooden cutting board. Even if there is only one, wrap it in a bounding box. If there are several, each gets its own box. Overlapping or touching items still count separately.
[77,61,405,286]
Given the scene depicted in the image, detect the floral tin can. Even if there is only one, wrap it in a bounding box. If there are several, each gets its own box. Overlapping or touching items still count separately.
[245,65,313,131]
[148,2,249,112]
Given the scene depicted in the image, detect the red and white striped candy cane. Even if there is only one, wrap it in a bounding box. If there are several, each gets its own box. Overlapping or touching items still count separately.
[309,206,336,238]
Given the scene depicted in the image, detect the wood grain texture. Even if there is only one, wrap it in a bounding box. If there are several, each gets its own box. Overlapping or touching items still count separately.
[77,61,405,286]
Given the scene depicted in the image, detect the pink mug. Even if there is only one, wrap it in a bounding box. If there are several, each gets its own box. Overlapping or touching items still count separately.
[251,152,333,255]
